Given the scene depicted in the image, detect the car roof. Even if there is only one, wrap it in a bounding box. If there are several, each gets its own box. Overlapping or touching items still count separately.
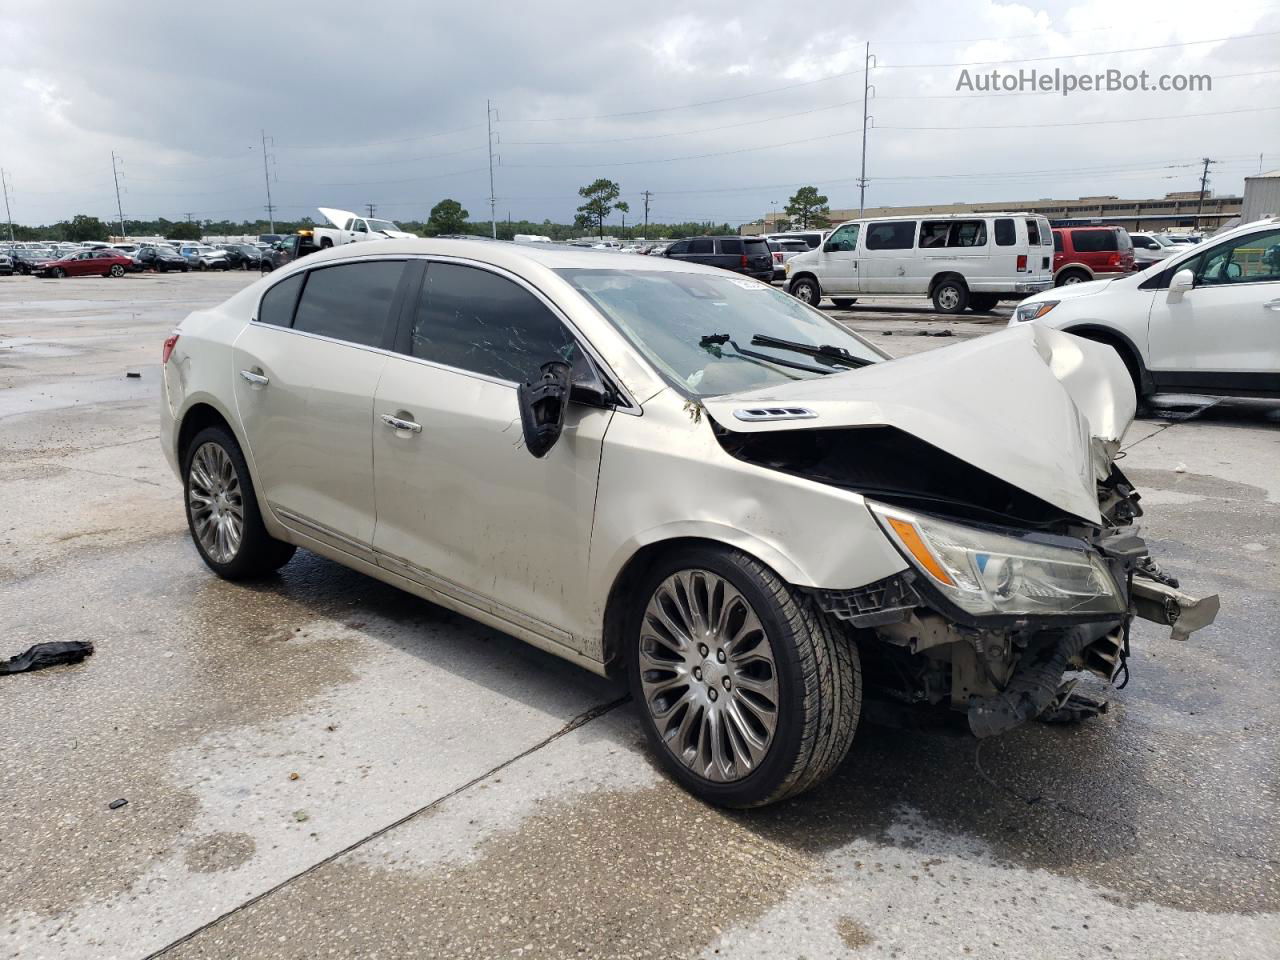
[275,237,743,277]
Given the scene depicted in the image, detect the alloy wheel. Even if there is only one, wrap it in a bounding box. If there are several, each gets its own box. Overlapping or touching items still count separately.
[638,570,780,783]
[187,441,245,564]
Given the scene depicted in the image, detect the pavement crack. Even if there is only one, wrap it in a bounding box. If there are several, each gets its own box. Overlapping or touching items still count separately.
[141,693,631,960]
[1122,398,1223,452]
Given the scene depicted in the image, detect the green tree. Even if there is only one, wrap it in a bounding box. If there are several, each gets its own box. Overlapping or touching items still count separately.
[785,187,830,229]
[575,178,624,238]
[426,198,469,236]
[168,221,202,241]
[63,214,108,242]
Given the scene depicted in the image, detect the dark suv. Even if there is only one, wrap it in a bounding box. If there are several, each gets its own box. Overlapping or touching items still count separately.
[662,235,774,281]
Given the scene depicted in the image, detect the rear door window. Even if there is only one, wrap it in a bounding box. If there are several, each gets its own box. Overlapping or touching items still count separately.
[1025,219,1041,245]
[866,221,916,250]
[994,218,1016,246]
[1071,229,1119,253]
[410,262,578,383]
[688,238,714,255]
[258,272,305,327]
[292,260,405,347]
[1053,232,1064,253]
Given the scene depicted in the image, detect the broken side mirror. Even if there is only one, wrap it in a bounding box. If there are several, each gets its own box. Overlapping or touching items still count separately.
[518,361,572,458]
[517,358,615,458]
[1167,268,1194,302]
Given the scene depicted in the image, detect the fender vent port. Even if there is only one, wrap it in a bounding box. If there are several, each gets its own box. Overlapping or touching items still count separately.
[732,407,818,422]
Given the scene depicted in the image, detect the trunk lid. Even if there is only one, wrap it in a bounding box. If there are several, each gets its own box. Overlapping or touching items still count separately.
[702,324,1136,524]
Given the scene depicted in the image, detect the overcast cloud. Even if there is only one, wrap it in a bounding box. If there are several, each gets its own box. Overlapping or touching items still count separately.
[1,0,1277,228]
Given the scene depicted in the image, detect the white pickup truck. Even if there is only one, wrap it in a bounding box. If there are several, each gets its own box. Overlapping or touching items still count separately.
[304,207,417,249]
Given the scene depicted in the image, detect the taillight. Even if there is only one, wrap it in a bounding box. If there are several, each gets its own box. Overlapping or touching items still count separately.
[1016,254,1027,271]
[162,334,179,365]
[1107,253,1121,267]
[741,254,749,268]
[773,252,783,263]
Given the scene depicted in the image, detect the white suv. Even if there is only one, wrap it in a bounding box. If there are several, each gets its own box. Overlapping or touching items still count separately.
[786,213,1053,313]
[1012,218,1280,401]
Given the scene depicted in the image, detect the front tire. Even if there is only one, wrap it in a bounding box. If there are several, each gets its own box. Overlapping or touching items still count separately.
[628,545,860,808]
[790,276,822,307]
[932,278,969,314]
[183,426,296,579]
[52,267,66,279]
[831,298,857,308]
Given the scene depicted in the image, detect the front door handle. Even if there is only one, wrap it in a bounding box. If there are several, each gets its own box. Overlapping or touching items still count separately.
[1265,299,1280,311]
[239,369,269,386]
[380,413,422,434]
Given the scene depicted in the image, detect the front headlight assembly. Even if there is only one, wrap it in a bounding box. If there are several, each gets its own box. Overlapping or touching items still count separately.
[1014,300,1058,323]
[869,502,1123,617]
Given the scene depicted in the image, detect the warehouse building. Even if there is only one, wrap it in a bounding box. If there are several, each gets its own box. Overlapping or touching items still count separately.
[1241,169,1280,223]
[743,190,1242,235]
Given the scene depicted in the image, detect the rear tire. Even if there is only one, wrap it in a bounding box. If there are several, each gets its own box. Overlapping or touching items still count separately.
[968,293,999,312]
[832,298,858,308]
[790,276,822,307]
[932,278,969,314]
[182,425,296,580]
[1056,268,1090,287]
[628,545,860,808]
[109,264,124,278]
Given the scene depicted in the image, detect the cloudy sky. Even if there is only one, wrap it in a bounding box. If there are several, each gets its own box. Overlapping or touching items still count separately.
[1,0,1277,228]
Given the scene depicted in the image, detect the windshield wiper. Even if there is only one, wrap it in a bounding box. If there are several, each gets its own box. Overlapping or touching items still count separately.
[749,334,874,368]
[699,333,839,376]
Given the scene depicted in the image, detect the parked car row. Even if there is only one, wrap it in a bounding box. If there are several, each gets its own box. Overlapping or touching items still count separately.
[0,236,283,279]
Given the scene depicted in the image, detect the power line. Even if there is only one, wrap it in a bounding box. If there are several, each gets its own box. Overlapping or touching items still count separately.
[276,124,485,151]
[875,30,1280,68]
[878,105,1279,131]
[504,67,867,123]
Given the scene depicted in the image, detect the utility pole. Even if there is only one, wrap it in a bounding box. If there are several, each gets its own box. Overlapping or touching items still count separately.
[261,130,276,233]
[642,190,653,236]
[858,42,876,218]
[366,203,377,218]
[1195,157,1216,231]
[111,151,127,240]
[0,169,14,244]
[486,100,499,240]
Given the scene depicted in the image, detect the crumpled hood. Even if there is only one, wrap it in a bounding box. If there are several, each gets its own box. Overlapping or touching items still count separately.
[702,324,1136,524]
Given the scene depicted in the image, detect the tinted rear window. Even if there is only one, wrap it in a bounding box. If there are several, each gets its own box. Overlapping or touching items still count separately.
[1071,229,1119,253]
[292,260,404,347]
[258,272,304,327]
[719,238,743,255]
[688,238,714,254]
[866,221,916,250]
[744,238,769,253]
[994,218,1016,246]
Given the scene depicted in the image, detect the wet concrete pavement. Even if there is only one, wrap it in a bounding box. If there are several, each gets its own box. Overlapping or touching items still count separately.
[1,272,1276,959]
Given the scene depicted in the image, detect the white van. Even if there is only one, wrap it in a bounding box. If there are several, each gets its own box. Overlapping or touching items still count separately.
[785,213,1055,313]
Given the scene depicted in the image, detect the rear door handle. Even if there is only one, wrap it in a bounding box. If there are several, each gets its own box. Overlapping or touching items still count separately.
[1265,299,1280,311]
[239,369,269,386]
[380,413,422,433]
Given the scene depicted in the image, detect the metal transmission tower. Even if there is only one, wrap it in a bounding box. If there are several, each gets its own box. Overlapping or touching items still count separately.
[1195,157,1217,231]
[858,43,876,218]
[486,100,500,239]
[111,152,127,239]
[260,130,277,232]
[0,169,14,243]
[642,190,653,236]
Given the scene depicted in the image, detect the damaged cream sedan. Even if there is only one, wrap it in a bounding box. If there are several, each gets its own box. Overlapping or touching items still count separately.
[160,240,1218,808]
